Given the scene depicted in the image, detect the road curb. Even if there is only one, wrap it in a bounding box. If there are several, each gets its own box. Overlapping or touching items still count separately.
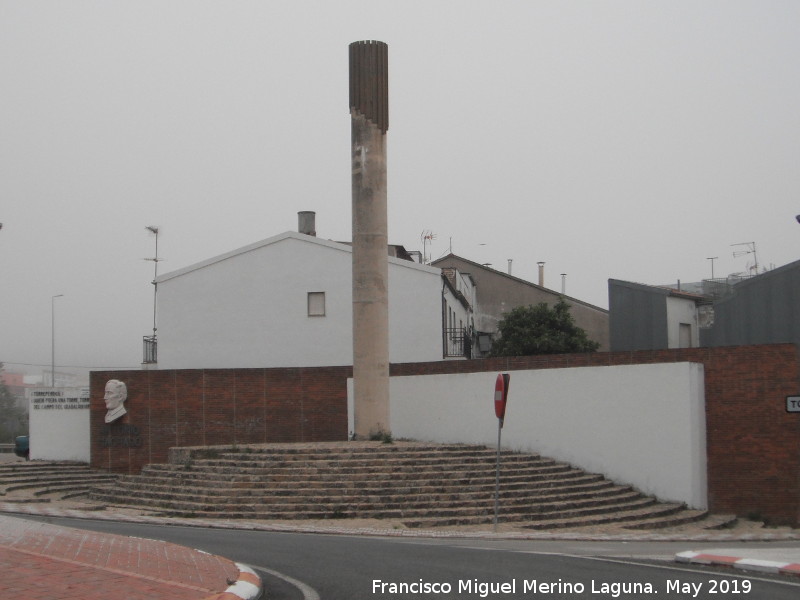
[675,551,800,578]
[203,563,263,600]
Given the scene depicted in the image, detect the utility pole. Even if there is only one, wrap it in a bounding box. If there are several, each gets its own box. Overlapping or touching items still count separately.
[51,294,64,386]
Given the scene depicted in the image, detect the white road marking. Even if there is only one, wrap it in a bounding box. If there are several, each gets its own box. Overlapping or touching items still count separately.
[515,551,800,589]
[252,564,321,600]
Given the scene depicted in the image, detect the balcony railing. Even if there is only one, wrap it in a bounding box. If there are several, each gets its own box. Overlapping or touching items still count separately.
[142,335,157,364]
[444,327,471,359]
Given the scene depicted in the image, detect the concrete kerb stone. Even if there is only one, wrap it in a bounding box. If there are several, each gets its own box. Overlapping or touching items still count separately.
[675,551,800,578]
[202,564,262,600]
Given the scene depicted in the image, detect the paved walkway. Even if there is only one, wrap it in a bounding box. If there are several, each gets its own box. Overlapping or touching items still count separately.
[0,514,262,600]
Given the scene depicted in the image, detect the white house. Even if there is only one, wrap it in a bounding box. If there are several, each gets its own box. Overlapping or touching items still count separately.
[440,267,476,359]
[152,230,447,369]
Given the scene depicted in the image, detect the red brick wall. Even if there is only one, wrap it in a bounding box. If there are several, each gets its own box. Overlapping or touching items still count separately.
[90,344,800,525]
[90,366,351,475]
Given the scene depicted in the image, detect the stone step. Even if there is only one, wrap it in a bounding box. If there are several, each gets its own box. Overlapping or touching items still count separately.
[143,468,569,484]
[139,461,573,481]
[93,480,629,512]
[0,460,91,470]
[151,495,663,524]
[404,498,674,529]
[105,468,599,499]
[4,475,117,493]
[187,452,549,469]
[621,509,711,530]
[160,448,554,464]
[96,442,713,530]
[179,459,550,476]
[95,486,645,519]
[0,462,119,503]
[175,443,501,461]
[514,502,690,531]
[104,471,608,496]
[0,464,98,478]
[32,482,117,497]
[1,472,117,486]
[683,513,738,530]
[95,474,616,505]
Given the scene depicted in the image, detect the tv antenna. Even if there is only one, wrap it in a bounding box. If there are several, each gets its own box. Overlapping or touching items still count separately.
[731,241,759,275]
[420,230,437,264]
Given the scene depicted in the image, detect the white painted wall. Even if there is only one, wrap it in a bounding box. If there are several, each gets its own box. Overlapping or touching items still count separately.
[348,362,707,508]
[387,254,445,365]
[666,296,700,348]
[156,232,443,369]
[27,387,90,462]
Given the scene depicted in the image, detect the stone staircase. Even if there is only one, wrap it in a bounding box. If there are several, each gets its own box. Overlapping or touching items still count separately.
[0,461,118,503]
[91,442,725,530]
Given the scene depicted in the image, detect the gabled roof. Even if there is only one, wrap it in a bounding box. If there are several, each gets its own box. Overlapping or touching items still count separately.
[156,231,440,284]
[433,253,607,313]
[440,268,472,311]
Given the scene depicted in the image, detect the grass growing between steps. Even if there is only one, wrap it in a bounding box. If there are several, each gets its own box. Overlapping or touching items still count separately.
[368,431,394,444]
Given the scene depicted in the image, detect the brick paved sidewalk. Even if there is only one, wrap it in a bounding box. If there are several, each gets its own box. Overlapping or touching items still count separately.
[0,514,260,600]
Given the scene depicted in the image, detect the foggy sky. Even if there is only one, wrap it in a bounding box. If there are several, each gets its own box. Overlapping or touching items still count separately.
[2,1,798,378]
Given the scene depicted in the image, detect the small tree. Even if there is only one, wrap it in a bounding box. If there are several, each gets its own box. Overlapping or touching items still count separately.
[489,299,600,357]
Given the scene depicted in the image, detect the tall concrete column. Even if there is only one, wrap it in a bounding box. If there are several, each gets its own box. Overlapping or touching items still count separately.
[350,40,390,438]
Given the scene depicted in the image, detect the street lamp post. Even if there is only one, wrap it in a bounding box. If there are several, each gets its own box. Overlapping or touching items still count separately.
[51,294,64,387]
[145,226,160,342]
[707,257,718,280]
[142,226,161,366]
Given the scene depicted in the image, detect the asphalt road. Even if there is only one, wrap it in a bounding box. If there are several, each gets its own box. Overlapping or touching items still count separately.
[26,517,800,600]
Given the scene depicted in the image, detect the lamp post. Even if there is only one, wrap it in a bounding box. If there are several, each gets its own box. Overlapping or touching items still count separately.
[51,294,63,386]
[145,226,160,341]
[707,257,718,280]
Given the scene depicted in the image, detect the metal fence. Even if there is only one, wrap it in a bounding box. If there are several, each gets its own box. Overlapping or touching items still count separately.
[142,336,157,364]
[444,328,471,359]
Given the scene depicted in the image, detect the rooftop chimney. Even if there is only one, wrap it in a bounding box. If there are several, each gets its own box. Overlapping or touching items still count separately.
[538,262,545,287]
[298,211,316,236]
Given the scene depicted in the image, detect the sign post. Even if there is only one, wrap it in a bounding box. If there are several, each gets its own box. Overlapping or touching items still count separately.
[493,373,510,532]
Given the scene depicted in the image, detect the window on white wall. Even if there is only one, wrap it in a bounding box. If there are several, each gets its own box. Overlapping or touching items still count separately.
[308,292,326,317]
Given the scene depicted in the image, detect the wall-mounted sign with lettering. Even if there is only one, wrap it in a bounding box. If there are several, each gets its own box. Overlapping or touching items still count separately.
[27,387,90,411]
[25,387,91,462]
